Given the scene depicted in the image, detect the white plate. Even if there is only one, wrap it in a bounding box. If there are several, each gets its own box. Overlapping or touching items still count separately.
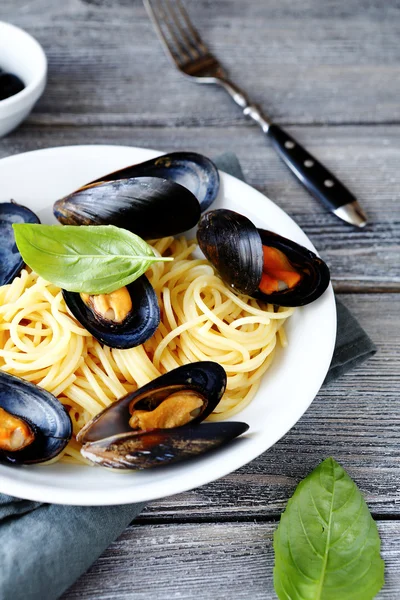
[0,145,336,505]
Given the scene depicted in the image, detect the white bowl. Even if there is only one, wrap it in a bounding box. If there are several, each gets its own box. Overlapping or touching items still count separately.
[0,21,47,137]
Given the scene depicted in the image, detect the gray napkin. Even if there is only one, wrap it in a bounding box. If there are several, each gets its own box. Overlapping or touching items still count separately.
[0,152,376,600]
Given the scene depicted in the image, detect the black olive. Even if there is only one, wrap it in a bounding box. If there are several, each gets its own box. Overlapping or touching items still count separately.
[0,72,25,101]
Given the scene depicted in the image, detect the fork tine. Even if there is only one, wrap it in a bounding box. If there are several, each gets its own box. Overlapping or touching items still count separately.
[144,0,188,67]
[164,0,203,60]
[175,0,209,55]
[164,0,200,60]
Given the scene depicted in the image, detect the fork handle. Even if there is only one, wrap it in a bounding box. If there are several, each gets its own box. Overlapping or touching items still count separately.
[266,124,359,212]
[219,78,271,133]
[218,78,367,227]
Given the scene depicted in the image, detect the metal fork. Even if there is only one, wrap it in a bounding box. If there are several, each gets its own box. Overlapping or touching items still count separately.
[144,0,367,227]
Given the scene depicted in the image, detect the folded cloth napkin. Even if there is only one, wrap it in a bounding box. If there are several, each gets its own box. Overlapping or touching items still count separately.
[0,153,376,600]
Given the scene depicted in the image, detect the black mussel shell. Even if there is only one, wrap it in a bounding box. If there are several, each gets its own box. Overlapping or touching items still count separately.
[80,422,249,469]
[197,209,330,307]
[197,209,263,296]
[90,152,220,212]
[77,361,227,444]
[54,176,201,239]
[0,202,40,286]
[0,372,72,464]
[62,275,160,350]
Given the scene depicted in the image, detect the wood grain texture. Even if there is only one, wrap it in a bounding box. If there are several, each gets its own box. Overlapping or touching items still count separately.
[62,521,400,599]
[1,124,399,290]
[1,0,400,597]
[0,0,400,125]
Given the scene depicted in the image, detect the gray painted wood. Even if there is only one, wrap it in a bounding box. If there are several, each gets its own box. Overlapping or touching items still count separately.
[1,0,400,125]
[1,0,399,598]
[1,125,399,291]
[62,521,399,599]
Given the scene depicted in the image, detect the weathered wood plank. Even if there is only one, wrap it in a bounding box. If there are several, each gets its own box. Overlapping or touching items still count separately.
[131,293,400,520]
[1,1,399,599]
[61,521,400,599]
[1,0,399,125]
[1,124,399,290]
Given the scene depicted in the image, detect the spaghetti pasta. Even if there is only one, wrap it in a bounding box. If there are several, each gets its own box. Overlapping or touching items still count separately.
[0,236,294,464]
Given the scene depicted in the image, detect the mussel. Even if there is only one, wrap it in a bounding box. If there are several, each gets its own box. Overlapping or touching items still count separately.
[0,372,72,464]
[54,176,201,240]
[62,276,160,349]
[89,152,220,212]
[0,202,40,286]
[197,209,330,307]
[53,152,220,238]
[77,361,248,469]
[80,423,249,470]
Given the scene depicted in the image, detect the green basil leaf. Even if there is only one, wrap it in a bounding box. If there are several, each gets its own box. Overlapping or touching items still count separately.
[13,223,172,294]
[274,457,384,600]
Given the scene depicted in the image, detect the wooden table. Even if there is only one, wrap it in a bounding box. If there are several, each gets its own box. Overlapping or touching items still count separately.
[1,1,399,597]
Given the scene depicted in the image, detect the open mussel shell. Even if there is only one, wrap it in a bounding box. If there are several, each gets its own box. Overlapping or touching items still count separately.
[54,176,201,239]
[62,275,160,350]
[80,422,249,470]
[254,229,330,306]
[90,152,220,212]
[0,202,40,286]
[77,361,227,444]
[0,372,72,464]
[197,209,330,307]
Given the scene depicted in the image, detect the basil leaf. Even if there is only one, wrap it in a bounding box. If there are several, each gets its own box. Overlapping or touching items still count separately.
[274,457,384,600]
[13,224,172,294]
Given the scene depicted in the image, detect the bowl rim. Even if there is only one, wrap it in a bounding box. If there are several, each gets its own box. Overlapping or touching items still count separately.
[0,21,47,113]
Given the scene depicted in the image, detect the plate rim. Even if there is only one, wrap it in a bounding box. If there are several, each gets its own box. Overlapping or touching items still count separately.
[0,144,336,505]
